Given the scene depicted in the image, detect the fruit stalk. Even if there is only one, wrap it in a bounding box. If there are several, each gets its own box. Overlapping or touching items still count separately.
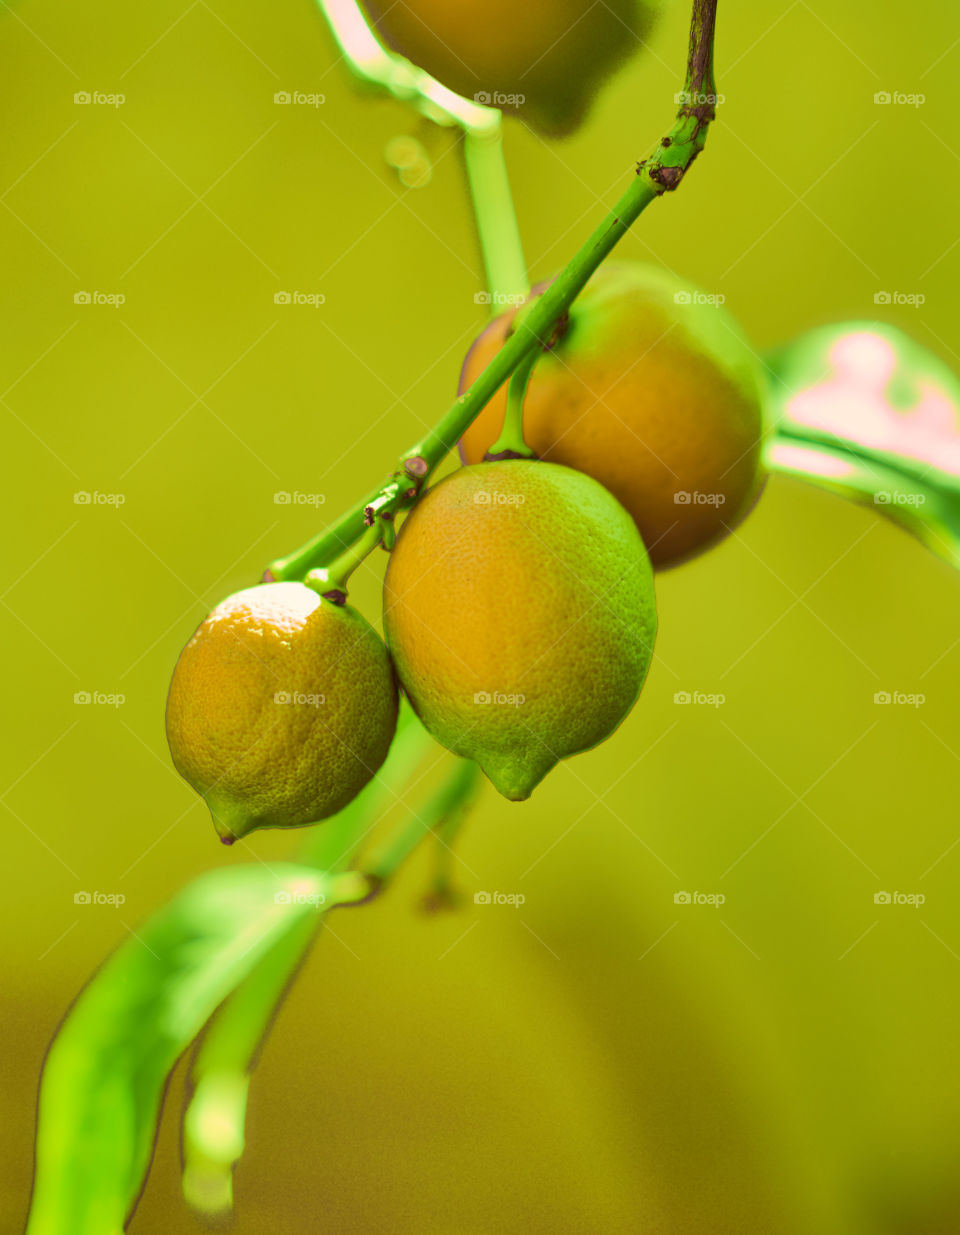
[356,757,480,895]
[269,0,719,583]
[304,520,383,602]
[463,127,530,310]
[487,348,539,459]
[313,0,527,305]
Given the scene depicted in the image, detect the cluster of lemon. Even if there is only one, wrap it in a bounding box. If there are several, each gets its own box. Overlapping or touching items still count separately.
[166,265,767,842]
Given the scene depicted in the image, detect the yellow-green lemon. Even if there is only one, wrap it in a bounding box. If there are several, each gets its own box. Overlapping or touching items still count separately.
[166,582,398,842]
[383,460,657,800]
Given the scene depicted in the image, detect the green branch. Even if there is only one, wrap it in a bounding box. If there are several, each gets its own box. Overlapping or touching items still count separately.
[270,0,720,583]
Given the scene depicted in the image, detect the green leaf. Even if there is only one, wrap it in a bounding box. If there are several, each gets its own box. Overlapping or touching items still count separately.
[179,706,450,1219]
[766,321,960,568]
[26,863,336,1235]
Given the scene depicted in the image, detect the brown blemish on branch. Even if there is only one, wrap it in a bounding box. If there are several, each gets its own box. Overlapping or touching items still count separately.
[404,455,429,478]
[686,0,716,99]
[543,310,570,351]
[650,165,685,191]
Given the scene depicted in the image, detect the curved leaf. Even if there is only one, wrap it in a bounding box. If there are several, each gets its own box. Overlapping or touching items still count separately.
[26,863,339,1235]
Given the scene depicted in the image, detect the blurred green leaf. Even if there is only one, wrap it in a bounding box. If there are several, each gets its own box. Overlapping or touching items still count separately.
[180,709,469,1220]
[26,863,338,1235]
[766,321,960,568]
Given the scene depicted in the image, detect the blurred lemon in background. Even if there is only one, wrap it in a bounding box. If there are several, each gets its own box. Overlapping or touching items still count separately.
[362,0,657,136]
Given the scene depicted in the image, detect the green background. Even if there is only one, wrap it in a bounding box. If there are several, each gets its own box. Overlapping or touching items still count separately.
[2,0,959,1231]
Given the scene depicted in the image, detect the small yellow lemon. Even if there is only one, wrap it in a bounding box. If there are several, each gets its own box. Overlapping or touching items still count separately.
[166,582,398,842]
[383,460,656,800]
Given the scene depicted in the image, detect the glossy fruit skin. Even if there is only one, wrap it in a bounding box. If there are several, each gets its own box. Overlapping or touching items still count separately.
[362,0,655,137]
[383,460,657,800]
[166,582,398,842]
[459,263,769,567]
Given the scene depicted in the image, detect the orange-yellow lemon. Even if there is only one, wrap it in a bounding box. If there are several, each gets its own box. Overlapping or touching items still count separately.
[459,262,768,566]
[383,460,657,800]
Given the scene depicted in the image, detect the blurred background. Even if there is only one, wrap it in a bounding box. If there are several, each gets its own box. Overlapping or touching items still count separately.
[2,0,959,1231]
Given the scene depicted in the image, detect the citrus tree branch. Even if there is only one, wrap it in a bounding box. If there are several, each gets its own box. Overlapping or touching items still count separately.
[269,0,719,583]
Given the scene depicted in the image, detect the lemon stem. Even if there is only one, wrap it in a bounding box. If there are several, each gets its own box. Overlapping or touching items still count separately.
[270,0,718,582]
[311,0,527,308]
[356,757,480,895]
[422,794,475,912]
[486,348,538,460]
[463,127,529,312]
[302,522,382,603]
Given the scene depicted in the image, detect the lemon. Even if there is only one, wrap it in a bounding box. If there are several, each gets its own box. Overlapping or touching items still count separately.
[166,582,398,842]
[383,460,656,800]
[459,262,768,567]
